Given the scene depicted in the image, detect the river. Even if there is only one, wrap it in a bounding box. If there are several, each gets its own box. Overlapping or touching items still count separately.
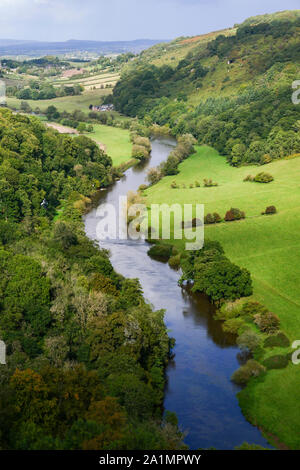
[84,136,271,450]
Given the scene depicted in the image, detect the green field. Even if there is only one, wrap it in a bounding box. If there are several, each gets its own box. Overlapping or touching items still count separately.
[145,145,300,448]
[6,88,111,114]
[87,124,132,166]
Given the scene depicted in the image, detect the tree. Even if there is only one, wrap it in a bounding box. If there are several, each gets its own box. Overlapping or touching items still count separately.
[53,221,78,250]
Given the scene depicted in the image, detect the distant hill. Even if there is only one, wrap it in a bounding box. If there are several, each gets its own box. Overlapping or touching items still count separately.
[0,38,167,57]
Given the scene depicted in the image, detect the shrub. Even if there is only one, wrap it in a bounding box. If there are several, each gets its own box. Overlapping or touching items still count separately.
[243,175,254,182]
[189,183,194,189]
[241,301,268,317]
[264,332,290,348]
[138,184,148,192]
[224,208,245,222]
[254,311,280,334]
[237,330,261,353]
[231,360,266,385]
[263,354,289,370]
[170,181,179,189]
[244,172,273,183]
[132,144,150,161]
[182,218,202,229]
[133,136,151,152]
[203,178,218,187]
[215,301,243,321]
[264,205,277,215]
[147,167,162,185]
[254,172,274,183]
[147,244,173,261]
[195,180,200,187]
[168,254,181,269]
[222,318,245,335]
[204,213,221,225]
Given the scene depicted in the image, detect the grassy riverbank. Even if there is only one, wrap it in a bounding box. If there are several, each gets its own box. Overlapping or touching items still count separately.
[145,145,300,448]
[86,124,133,167]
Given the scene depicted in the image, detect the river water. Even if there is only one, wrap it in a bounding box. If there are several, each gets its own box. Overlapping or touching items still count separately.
[84,137,271,450]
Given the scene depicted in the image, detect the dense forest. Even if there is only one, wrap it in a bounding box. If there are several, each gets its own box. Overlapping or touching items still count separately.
[0,109,183,450]
[113,17,300,165]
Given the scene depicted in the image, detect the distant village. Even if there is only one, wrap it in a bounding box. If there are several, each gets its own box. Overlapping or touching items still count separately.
[89,104,114,112]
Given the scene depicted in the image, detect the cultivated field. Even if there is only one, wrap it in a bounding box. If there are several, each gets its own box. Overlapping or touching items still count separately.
[6,88,111,114]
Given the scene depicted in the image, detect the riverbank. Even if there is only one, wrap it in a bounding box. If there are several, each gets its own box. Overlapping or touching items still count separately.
[84,136,271,450]
[143,144,300,449]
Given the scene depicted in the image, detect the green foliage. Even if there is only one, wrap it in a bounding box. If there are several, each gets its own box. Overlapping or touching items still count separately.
[235,442,270,450]
[224,208,245,222]
[264,332,290,348]
[222,318,245,335]
[264,205,277,215]
[204,213,221,224]
[231,360,266,385]
[180,241,252,302]
[254,311,280,334]
[148,243,173,261]
[0,109,177,451]
[254,172,274,183]
[263,354,289,370]
[237,330,261,353]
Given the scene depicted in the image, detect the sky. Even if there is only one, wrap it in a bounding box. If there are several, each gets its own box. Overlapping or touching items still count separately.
[0,0,299,42]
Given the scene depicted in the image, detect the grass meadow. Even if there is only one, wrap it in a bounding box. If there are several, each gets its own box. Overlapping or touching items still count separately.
[145,145,300,448]
[87,124,132,166]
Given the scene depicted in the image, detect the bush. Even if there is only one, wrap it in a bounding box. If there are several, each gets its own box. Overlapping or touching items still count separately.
[264,332,290,348]
[237,330,261,353]
[254,311,280,334]
[168,254,181,270]
[224,208,245,222]
[244,172,274,183]
[147,244,173,261]
[182,218,202,229]
[147,167,161,185]
[133,136,151,152]
[170,181,179,189]
[243,174,254,182]
[222,318,245,335]
[264,205,277,215]
[254,172,274,183]
[132,144,150,161]
[204,213,221,224]
[215,301,243,321]
[263,354,289,370]
[203,178,218,187]
[195,180,200,187]
[231,360,266,385]
[241,301,268,318]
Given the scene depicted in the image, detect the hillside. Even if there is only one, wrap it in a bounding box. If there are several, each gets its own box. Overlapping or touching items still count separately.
[114,12,300,166]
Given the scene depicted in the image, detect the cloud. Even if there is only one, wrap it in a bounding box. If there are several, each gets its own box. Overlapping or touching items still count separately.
[0,0,298,41]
